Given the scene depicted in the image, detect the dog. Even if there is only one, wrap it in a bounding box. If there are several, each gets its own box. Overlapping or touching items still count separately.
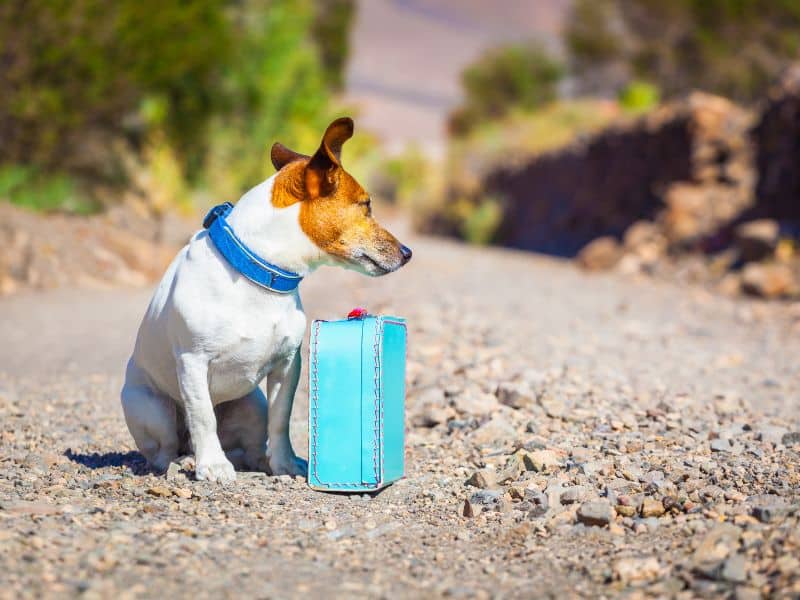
[121,117,412,483]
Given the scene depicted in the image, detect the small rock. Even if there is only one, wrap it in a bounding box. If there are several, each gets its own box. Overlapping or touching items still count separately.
[734,219,779,262]
[613,556,662,583]
[692,523,741,579]
[641,498,665,518]
[576,501,614,527]
[453,392,501,418]
[710,438,732,453]
[524,489,549,517]
[782,431,800,446]
[642,470,664,485]
[623,220,664,252]
[469,490,503,512]
[721,554,748,583]
[751,500,790,524]
[495,381,535,409]
[577,236,623,271]
[741,262,798,299]
[173,487,192,499]
[462,499,476,518]
[578,461,603,478]
[465,468,497,489]
[496,454,523,484]
[559,486,585,505]
[523,450,560,473]
[615,505,636,518]
[146,486,172,498]
[412,404,455,428]
[466,415,515,444]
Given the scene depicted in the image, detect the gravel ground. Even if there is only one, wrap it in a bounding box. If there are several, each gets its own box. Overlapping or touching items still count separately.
[1,229,799,599]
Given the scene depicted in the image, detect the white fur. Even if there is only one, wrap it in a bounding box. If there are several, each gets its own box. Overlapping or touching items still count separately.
[121,175,335,483]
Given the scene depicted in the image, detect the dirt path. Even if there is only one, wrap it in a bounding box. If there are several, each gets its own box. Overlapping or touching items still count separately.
[344,0,568,154]
[1,228,799,598]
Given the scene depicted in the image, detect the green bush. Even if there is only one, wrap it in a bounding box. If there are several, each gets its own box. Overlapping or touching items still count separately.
[202,0,342,201]
[619,81,661,113]
[0,165,97,214]
[312,0,356,91]
[371,148,431,206]
[449,43,565,136]
[0,0,356,213]
[0,0,231,170]
[460,198,503,245]
[566,0,800,102]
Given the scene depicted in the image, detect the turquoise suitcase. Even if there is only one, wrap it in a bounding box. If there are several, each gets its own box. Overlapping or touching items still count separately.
[308,312,407,492]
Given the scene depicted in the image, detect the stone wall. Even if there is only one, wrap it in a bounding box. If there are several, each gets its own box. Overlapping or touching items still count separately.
[483,93,753,256]
[751,67,800,226]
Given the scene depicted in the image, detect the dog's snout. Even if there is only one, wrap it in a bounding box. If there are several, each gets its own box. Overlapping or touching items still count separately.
[399,244,412,263]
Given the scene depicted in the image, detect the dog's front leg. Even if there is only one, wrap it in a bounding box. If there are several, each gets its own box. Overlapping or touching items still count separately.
[266,351,307,476]
[177,353,236,484]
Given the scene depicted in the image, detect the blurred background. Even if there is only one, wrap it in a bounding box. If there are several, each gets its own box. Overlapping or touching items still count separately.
[1,0,800,300]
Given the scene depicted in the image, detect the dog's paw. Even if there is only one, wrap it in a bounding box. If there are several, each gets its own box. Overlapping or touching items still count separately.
[195,457,236,484]
[269,452,308,477]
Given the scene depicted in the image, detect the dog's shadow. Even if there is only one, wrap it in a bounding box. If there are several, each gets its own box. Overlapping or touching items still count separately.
[64,449,154,475]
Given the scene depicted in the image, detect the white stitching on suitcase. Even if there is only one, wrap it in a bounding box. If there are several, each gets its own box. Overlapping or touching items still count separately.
[372,317,382,484]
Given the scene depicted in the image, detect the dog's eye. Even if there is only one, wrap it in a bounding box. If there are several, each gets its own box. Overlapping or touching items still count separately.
[361,198,372,214]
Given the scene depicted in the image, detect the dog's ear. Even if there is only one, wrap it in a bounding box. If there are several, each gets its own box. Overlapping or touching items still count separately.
[317,117,354,166]
[304,117,354,199]
[271,143,308,171]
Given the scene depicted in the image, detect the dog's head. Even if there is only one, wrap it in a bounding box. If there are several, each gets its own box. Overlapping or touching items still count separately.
[270,117,412,276]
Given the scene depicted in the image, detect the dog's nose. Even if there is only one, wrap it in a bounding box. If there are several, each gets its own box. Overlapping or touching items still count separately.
[399,244,413,263]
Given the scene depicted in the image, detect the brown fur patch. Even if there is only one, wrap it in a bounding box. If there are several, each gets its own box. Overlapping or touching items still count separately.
[271,160,307,208]
[269,118,404,267]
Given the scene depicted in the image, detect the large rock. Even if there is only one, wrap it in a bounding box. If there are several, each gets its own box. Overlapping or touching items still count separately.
[468,92,754,256]
[751,66,800,223]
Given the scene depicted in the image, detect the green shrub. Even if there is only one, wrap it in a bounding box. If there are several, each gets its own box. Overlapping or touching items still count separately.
[0,0,231,170]
[371,147,431,206]
[566,0,800,102]
[0,0,357,213]
[311,0,356,91]
[460,198,503,245]
[449,43,565,136]
[619,81,661,113]
[0,165,97,214]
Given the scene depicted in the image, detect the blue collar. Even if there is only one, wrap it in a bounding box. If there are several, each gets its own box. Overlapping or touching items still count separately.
[202,202,303,293]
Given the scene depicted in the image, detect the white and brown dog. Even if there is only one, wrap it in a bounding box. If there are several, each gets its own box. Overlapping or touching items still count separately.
[121,118,411,483]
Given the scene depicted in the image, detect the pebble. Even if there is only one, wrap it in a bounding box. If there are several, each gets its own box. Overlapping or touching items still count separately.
[710,438,732,453]
[559,486,585,505]
[524,490,549,518]
[465,468,497,489]
[576,501,614,527]
[613,556,662,583]
[721,554,748,583]
[782,431,800,446]
[524,450,560,473]
[495,381,535,409]
[146,486,172,498]
[641,498,665,518]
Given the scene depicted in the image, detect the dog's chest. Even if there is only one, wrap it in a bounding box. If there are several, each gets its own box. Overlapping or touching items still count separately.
[207,303,305,402]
